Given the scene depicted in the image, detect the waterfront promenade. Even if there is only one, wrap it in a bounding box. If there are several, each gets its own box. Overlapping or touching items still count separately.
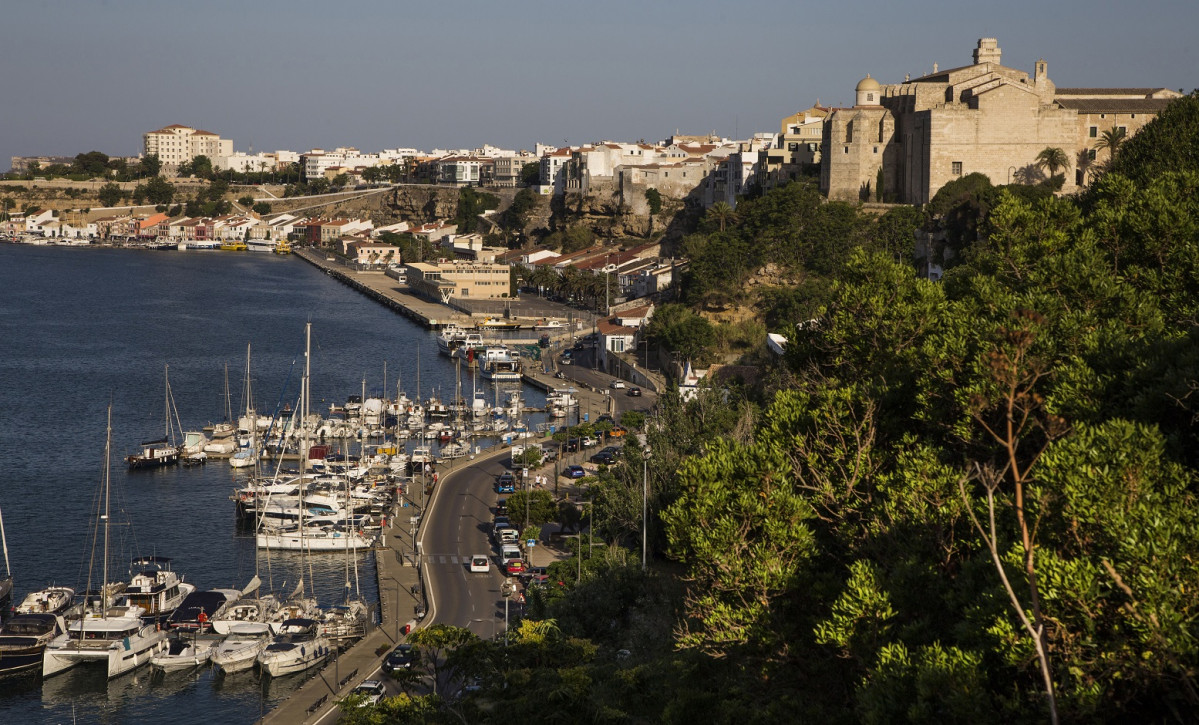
[259,444,515,725]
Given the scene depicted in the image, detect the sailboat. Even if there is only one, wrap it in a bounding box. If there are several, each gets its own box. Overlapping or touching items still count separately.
[255,325,372,552]
[230,344,259,469]
[127,365,182,469]
[205,364,238,455]
[44,406,169,678]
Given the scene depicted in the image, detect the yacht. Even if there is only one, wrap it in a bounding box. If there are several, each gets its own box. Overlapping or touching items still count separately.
[150,634,216,672]
[210,595,280,635]
[320,599,368,641]
[42,604,168,679]
[256,618,331,677]
[211,622,272,674]
[478,348,523,382]
[166,589,241,633]
[255,526,373,552]
[118,557,194,623]
[0,613,68,677]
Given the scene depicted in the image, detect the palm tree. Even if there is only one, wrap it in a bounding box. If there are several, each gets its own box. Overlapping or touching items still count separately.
[706,201,737,232]
[1093,126,1126,162]
[1035,147,1070,179]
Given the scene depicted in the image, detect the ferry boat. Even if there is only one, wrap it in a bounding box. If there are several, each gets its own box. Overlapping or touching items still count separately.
[219,241,247,251]
[245,239,275,253]
[274,240,292,254]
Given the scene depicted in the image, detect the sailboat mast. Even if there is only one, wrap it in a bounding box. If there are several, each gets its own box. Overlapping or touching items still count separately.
[102,404,112,609]
[302,322,315,596]
[0,506,11,581]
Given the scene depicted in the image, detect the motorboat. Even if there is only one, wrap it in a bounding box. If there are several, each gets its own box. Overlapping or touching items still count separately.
[150,634,216,671]
[42,605,168,679]
[14,586,75,616]
[118,557,194,623]
[126,438,180,469]
[256,618,331,677]
[0,613,68,677]
[166,589,241,633]
[320,599,368,641]
[255,526,373,552]
[211,622,272,674]
[478,347,523,382]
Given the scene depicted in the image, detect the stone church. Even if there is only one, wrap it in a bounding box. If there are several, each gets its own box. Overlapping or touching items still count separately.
[820,38,1182,204]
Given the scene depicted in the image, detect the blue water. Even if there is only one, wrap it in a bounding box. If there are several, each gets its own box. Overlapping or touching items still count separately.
[0,244,543,723]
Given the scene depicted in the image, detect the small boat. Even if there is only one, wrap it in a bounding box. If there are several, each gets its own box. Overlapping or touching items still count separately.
[245,239,275,253]
[14,586,75,616]
[219,242,247,251]
[211,622,272,674]
[475,317,522,331]
[150,635,216,671]
[127,366,184,469]
[534,319,565,329]
[256,618,331,677]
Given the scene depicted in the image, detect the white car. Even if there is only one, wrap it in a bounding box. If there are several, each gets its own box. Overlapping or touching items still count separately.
[582,436,598,447]
[470,555,490,573]
[350,679,386,706]
[500,544,522,565]
[609,380,626,389]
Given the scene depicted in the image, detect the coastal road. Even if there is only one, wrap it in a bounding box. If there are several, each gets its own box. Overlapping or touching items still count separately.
[418,453,515,641]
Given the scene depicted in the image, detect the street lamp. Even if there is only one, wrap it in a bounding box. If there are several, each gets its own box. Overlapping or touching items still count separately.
[642,448,650,571]
[1008,166,1017,185]
[500,580,514,646]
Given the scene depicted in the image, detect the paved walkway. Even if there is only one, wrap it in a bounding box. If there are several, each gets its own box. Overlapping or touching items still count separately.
[258,444,516,725]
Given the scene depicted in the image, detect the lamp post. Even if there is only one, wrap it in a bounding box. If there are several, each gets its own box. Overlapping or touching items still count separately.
[1008,166,1017,184]
[642,448,650,571]
[500,580,514,646]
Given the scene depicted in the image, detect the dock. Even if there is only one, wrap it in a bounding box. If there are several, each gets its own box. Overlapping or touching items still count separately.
[293,248,473,329]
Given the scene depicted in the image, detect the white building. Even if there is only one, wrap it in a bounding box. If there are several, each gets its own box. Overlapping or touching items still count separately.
[143,125,233,174]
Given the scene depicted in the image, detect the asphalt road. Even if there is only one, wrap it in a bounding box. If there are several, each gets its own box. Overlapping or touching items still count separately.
[419,453,517,643]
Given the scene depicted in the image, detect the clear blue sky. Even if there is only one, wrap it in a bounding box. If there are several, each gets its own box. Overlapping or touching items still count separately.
[1,0,1194,168]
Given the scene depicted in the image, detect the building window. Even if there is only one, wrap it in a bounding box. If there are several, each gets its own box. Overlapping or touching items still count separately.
[873,146,878,154]
[866,93,874,102]
[844,147,849,154]
[1117,126,1127,134]
[1089,126,1098,138]
[952,162,963,176]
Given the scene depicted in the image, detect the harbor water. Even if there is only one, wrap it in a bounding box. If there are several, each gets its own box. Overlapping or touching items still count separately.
[0,244,545,723]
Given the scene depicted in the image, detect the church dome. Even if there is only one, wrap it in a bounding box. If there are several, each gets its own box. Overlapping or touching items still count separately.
[856,74,881,92]
[855,75,882,106]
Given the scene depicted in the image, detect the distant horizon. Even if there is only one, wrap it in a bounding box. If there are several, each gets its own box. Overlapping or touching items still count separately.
[2,1,1195,168]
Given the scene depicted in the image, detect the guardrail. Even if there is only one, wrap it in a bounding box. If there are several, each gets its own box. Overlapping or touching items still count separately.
[306,694,328,715]
[338,668,359,689]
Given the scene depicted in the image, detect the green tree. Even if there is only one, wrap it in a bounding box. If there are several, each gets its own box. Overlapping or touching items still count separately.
[237,195,254,207]
[1035,146,1070,179]
[144,176,175,206]
[140,153,161,178]
[189,154,213,179]
[521,161,541,186]
[97,182,123,208]
[705,201,736,232]
[1093,125,1126,162]
[252,201,272,215]
[73,151,110,177]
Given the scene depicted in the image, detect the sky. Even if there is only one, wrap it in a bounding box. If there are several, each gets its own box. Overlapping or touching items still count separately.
[1,0,1195,169]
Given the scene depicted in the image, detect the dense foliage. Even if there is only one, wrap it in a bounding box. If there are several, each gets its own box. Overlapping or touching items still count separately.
[350,95,1199,723]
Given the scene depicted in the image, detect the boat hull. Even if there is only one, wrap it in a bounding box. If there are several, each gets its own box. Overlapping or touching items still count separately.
[43,630,168,679]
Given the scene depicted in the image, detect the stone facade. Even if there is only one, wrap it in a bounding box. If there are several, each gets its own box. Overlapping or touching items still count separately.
[143,124,233,175]
[821,39,1182,204]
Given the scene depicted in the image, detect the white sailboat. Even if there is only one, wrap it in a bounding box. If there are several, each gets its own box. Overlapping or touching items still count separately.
[230,344,259,469]
[43,407,168,679]
[211,622,273,674]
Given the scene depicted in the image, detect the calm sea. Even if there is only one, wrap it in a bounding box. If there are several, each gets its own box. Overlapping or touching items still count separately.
[0,244,542,723]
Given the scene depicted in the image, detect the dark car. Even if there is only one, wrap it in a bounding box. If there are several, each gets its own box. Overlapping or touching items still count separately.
[565,438,580,452]
[627,386,642,397]
[590,451,616,465]
[382,643,419,673]
[596,414,616,426]
[564,464,586,479]
[495,498,508,516]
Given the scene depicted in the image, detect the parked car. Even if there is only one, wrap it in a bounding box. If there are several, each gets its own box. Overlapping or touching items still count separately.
[564,464,586,479]
[382,643,419,673]
[503,558,527,577]
[493,516,511,533]
[565,438,580,452]
[597,414,616,426]
[590,451,616,465]
[600,446,621,457]
[470,555,490,573]
[609,380,626,389]
[495,498,508,516]
[496,528,519,545]
[500,544,522,564]
[541,446,559,461]
[627,386,642,397]
[349,679,386,706]
[581,436,598,448]
[606,425,628,438]
[495,474,516,494]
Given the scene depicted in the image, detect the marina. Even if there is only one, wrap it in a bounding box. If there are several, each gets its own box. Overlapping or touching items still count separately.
[0,244,565,724]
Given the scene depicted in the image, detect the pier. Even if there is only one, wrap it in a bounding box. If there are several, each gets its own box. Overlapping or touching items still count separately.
[293,248,473,329]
